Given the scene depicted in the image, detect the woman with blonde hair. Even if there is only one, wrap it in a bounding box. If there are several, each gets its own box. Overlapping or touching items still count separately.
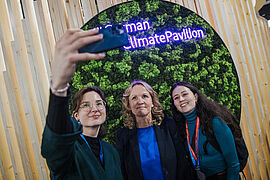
[116,80,190,180]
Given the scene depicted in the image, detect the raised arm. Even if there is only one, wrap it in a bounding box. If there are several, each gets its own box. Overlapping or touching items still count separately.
[51,29,105,97]
[41,29,105,176]
[46,28,105,133]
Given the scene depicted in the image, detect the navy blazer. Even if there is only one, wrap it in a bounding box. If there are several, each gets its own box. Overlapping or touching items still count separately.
[116,118,190,180]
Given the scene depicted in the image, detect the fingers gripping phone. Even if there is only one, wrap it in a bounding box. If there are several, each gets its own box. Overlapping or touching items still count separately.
[79,24,129,53]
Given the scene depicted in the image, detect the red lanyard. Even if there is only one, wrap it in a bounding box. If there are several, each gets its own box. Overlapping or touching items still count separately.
[186,116,200,164]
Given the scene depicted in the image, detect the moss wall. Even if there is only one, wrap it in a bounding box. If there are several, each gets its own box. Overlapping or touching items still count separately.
[71,0,241,144]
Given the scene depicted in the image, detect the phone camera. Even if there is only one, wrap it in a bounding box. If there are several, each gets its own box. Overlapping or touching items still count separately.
[112,24,124,34]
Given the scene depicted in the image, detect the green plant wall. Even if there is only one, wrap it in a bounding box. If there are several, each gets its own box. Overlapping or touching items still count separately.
[71,0,241,144]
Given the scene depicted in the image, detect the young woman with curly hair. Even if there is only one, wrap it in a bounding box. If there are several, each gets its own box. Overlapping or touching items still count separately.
[171,81,241,180]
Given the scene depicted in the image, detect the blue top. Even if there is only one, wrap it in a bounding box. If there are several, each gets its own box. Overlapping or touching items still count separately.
[137,126,165,180]
[184,108,240,180]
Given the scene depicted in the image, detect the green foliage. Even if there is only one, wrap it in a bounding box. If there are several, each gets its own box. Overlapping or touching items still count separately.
[82,24,88,30]
[72,71,83,90]
[107,49,120,57]
[155,13,170,26]
[189,43,201,59]
[158,82,171,112]
[116,61,132,75]
[103,62,114,72]
[98,12,110,25]
[174,16,183,26]
[138,61,160,79]
[72,0,241,144]
[115,1,141,22]
[148,52,163,63]
[145,0,160,12]
[173,5,181,14]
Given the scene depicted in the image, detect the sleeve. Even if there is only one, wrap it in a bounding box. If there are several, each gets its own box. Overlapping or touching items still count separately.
[166,118,191,180]
[41,89,82,176]
[115,129,128,180]
[212,117,240,180]
[46,89,73,133]
[41,122,82,176]
[106,143,124,180]
[112,147,124,180]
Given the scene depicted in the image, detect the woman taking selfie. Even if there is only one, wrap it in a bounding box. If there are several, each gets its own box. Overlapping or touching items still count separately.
[41,29,122,179]
[170,81,240,180]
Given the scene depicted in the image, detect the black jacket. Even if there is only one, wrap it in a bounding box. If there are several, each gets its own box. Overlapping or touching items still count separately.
[116,118,190,180]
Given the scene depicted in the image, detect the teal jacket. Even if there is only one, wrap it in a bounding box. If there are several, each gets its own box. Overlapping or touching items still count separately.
[41,121,123,180]
[184,109,240,180]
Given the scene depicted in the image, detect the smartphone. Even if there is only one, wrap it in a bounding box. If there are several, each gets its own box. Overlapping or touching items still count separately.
[78,24,129,53]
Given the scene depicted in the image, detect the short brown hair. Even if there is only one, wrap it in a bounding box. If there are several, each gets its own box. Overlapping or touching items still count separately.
[72,86,108,138]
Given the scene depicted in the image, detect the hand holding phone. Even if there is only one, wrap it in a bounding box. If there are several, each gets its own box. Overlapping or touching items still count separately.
[50,29,105,96]
[79,24,129,53]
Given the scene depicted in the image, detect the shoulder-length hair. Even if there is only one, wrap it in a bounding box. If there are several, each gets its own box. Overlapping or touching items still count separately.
[71,86,108,138]
[170,81,241,142]
[122,80,164,129]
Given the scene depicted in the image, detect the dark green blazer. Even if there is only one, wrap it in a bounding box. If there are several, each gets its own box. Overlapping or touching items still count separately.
[41,122,123,180]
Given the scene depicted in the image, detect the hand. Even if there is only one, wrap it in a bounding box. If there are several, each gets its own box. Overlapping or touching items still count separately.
[50,28,105,95]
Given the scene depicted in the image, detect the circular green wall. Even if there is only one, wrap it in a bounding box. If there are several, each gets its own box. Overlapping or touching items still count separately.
[71,0,241,144]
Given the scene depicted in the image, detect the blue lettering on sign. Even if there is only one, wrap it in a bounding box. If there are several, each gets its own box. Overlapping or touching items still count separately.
[100,20,205,50]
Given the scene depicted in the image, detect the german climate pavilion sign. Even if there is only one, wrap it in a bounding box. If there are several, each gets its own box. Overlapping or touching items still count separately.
[72,0,241,143]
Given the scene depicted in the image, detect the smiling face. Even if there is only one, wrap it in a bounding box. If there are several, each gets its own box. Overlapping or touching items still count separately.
[74,91,106,128]
[129,85,153,119]
[172,85,198,114]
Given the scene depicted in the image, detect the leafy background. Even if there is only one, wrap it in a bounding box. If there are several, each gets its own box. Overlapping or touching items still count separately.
[71,0,241,144]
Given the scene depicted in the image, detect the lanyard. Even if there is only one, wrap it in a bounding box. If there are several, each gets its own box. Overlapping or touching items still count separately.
[186,116,200,167]
[80,134,104,164]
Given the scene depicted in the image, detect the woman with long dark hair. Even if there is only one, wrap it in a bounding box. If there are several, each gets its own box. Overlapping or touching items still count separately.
[171,81,240,180]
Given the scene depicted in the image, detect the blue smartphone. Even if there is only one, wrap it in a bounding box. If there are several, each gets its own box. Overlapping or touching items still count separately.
[79,24,129,53]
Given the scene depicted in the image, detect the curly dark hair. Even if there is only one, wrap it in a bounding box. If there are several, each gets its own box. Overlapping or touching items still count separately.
[71,86,108,138]
[170,81,242,143]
